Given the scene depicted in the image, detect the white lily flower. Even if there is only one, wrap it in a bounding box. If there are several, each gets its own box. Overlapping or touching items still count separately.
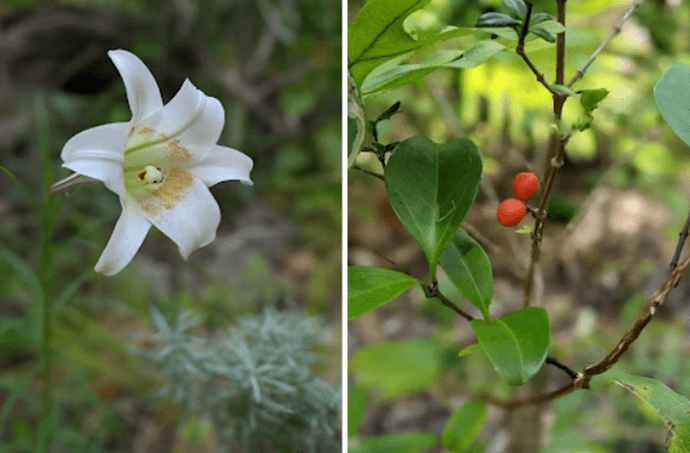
[54,49,253,276]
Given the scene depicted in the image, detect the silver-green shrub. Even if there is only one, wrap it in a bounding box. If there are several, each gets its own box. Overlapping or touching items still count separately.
[132,305,340,453]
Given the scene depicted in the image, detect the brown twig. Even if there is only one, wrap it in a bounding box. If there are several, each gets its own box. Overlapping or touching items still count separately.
[482,0,665,416]
[523,137,567,305]
[461,222,526,280]
[545,356,579,380]
[484,254,690,408]
[514,3,558,97]
[523,1,646,303]
[670,207,690,272]
[426,283,474,321]
[545,128,658,267]
[523,0,568,307]
[352,165,384,181]
[567,0,645,88]
[584,254,690,376]
[482,380,577,409]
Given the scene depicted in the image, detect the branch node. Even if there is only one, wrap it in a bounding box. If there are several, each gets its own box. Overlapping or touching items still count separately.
[546,356,578,380]
[426,284,475,321]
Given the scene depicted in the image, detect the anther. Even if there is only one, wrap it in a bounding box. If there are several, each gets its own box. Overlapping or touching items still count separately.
[139,165,164,184]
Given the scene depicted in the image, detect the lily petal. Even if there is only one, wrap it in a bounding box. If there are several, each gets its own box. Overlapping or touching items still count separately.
[139,79,225,163]
[95,198,151,276]
[61,122,130,197]
[108,50,163,123]
[139,172,221,259]
[189,145,253,187]
[59,49,252,276]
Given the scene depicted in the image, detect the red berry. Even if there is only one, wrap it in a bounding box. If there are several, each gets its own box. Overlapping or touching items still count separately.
[512,172,539,200]
[497,198,526,227]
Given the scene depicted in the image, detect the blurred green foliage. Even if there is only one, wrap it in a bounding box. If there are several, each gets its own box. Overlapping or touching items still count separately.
[353,0,690,194]
[1,0,340,451]
[132,305,340,453]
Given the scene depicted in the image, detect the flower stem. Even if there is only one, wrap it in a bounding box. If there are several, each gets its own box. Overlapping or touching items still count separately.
[34,93,58,453]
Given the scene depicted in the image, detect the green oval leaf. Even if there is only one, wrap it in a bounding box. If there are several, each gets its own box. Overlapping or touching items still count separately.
[348,384,368,437]
[471,307,550,385]
[614,374,690,425]
[442,400,487,452]
[615,374,690,451]
[445,42,506,69]
[530,27,555,43]
[385,136,482,280]
[348,73,366,167]
[458,343,482,358]
[476,12,521,28]
[534,20,566,35]
[348,267,420,319]
[502,0,527,19]
[438,232,492,319]
[473,26,519,41]
[529,12,553,25]
[580,88,609,114]
[348,0,432,85]
[361,42,505,96]
[655,63,690,149]
[376,101,402,122]
[552,83,578,97]
[350,337,443,400]
[670,423,690,453]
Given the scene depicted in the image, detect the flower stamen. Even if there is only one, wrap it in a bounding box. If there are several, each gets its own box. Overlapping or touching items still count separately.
[139,165,164,184]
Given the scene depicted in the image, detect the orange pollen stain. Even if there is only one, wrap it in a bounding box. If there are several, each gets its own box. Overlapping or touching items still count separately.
[153,167,193,210]
[168,139,192,164]
[129,126,155,139]
[141,203,159,216]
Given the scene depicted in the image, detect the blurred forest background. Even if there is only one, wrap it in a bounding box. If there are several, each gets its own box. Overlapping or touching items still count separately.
[0,0,341,452]
[349,0,690,452]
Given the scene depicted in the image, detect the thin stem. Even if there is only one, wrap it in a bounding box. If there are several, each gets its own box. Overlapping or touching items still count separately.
[426,283,474,321]
[37,228,53,453]
[567,0,645,88]
[483,0,665,416]
[545,356,578,380]
[523,0,568,307]
[517,3,532,43]
[462,222,526,280]
[482,381,577,409]
[514,4,558,97]
[353,165,384,181]
[35,93,56,453]
[543,128,658,266]
[555,0,566,90]
[584,254,690,375]
[524,1,645,302]
[670,207,690,272]
[485,254,690,409]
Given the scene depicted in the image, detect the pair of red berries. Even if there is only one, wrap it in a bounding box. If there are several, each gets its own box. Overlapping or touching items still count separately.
[496,172,539,227]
